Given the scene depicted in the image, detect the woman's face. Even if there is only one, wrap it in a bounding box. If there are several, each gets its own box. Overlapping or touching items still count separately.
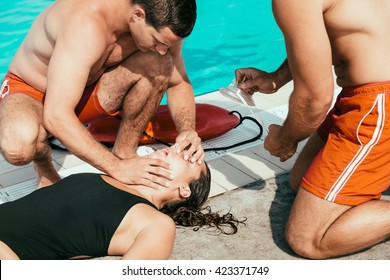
[149,147,206,185]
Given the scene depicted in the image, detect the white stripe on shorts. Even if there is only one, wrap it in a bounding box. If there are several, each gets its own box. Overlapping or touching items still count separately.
[325,93,386,202]
[1,79,10,99]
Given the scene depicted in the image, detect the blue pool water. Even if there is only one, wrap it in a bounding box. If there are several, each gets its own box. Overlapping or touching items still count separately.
[0,0,285,96]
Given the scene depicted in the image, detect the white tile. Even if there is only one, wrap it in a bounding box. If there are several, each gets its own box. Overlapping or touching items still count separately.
[253,97,280,111]
[58,163,101,177]
[0,148,69,174]
[208,159,256,191]
[0,160,33,175]
[54,154,88,170]
[250,145,298,171]
[257,81,292,106]
[208,181,228,198]
[220,148,284,181]
[259,104,288,127]
[0,161,61,188]
[51,148,70,160]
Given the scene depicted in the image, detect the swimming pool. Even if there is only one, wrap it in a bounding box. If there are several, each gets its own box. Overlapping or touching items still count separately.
[0,0,286,96]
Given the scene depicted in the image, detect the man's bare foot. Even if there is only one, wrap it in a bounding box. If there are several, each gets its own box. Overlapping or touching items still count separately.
[33,160,61,188]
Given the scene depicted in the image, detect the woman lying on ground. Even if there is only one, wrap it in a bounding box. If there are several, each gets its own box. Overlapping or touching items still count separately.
[0,147,244,260]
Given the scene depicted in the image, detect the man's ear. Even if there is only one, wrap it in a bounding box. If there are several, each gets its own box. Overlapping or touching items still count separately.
[132,6,146,21]
[179,185,191,198]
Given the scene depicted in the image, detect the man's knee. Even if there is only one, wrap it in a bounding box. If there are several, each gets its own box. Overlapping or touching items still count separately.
[132,51,173,81]
[150,52,174,77]
[0,124,39,165]
[1,142,35,166]
[285,222,330,259]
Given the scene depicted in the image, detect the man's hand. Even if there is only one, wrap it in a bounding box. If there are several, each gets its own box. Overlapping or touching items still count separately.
[113,157,173,190]
[174,130,204,164]
[264,124,297,162]
[235,67,279,94]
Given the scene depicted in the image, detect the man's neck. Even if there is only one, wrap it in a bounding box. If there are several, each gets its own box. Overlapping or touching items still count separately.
[103,0,132,33]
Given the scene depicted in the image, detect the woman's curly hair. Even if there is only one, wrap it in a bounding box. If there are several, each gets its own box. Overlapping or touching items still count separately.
[160,162,246,235]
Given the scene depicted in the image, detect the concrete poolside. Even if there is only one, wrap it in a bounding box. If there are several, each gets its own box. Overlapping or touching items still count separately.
[1,81,390,260]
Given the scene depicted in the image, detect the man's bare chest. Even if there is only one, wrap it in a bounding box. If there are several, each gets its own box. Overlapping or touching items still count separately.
[104,33,138,67]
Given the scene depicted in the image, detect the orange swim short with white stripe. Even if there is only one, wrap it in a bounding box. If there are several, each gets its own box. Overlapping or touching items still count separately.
[0,72,120,124]
[301,81,390,206]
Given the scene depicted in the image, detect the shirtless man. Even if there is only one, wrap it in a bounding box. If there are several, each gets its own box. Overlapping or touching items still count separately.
[0,0,204,189]
[236,0,390,258]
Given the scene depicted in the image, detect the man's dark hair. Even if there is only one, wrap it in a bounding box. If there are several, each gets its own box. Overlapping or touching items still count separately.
[132,0,197,38]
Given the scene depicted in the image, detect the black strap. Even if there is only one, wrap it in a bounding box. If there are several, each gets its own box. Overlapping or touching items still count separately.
[143,110,263,152]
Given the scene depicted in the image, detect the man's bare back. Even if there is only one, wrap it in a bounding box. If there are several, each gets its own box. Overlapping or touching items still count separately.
[323,0,390,87]
[239,0,390,158]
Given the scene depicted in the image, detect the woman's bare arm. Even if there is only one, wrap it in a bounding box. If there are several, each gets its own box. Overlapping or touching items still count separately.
[122,213,176,260]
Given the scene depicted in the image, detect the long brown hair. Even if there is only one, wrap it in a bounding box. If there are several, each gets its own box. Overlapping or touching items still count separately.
[160,162,246,235]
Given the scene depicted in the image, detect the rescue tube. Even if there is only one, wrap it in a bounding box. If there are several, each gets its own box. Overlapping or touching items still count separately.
[87,104,240,145]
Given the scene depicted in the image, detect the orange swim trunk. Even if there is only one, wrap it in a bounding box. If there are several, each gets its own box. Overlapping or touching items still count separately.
[301,81,390,206]
[0,72,119,124]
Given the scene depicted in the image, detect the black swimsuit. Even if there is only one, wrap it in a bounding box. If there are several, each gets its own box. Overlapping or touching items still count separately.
[0,173,156,260]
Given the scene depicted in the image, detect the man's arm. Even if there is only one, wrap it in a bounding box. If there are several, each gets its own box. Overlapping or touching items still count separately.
[273,59,292,88]
[264,0,335,160]
[236,59,292,94]
[43,16,171,188]
[44,16,117,170]
[167,42,204,164]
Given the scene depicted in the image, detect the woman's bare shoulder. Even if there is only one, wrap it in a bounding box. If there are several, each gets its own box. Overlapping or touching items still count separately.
[131,203,175,230]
